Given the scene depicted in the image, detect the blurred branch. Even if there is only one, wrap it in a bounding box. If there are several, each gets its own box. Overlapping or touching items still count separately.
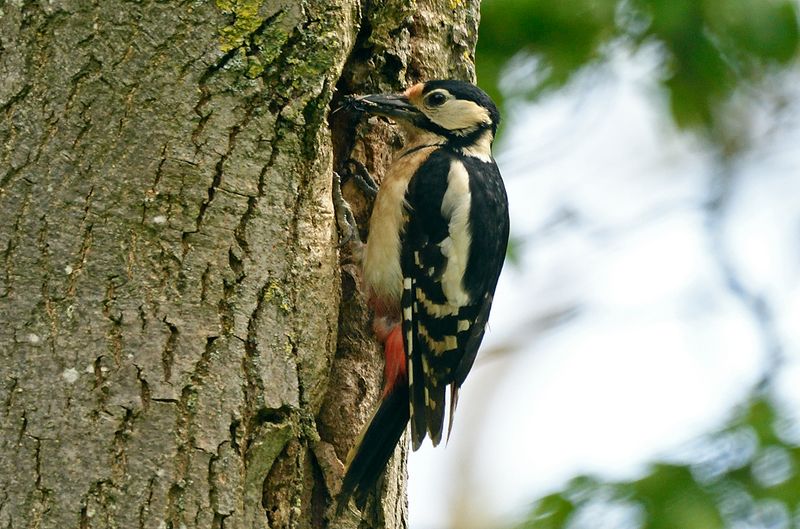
[703,158,785,391]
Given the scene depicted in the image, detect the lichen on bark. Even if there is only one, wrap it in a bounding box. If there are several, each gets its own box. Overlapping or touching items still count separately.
[0,0,479,528]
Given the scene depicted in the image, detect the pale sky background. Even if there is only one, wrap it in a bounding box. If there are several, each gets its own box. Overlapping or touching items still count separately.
[408,47,800,529]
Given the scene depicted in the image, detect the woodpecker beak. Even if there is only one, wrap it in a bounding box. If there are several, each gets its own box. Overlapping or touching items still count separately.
[346,93,421,121]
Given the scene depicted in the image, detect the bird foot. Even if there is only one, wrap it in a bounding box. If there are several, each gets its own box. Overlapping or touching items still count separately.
[343,158,379,199]
[333,172,361,247]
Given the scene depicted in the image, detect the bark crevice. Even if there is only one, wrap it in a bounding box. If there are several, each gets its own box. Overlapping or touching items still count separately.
[0,1,478,527]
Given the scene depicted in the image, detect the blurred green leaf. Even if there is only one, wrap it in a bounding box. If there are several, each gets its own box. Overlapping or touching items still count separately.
[515,397,800,529]
[476,0,800,137]
[521,493,575,529]
[633,465,724,529]
[477,0,617,109]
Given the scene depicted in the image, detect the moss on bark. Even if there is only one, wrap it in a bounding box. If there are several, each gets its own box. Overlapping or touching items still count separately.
[0,1,479,527]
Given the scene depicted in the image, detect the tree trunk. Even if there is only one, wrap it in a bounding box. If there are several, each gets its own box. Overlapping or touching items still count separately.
[0,1,478,528]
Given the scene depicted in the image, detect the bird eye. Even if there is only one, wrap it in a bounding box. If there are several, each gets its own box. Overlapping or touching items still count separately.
[426,92,447,107]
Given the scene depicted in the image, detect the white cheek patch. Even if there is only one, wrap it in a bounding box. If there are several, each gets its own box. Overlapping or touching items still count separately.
[427,100,491,132]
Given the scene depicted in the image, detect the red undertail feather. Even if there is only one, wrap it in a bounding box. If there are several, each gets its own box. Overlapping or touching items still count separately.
[337,323,409,512]
[382,324,406,397]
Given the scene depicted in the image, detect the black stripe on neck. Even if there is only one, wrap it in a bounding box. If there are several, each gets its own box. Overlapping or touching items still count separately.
[399,143,444,159]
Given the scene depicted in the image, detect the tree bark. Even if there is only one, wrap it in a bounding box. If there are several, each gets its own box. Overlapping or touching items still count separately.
[0,1,478,528]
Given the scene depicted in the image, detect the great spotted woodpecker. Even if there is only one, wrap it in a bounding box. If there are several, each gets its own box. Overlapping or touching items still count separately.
[336,80,509,510]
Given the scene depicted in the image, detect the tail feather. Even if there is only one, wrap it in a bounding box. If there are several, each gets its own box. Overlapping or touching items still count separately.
[426,381,447,446]
[446,384,460,444]
[337,384,410,513]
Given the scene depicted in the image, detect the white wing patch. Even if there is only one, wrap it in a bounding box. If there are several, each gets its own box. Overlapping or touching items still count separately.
[438,160,472,306]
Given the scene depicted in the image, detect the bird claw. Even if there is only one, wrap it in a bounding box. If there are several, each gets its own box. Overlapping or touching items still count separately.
[333,172,361,247]
[344,158,379,199]
[333,158,381,247]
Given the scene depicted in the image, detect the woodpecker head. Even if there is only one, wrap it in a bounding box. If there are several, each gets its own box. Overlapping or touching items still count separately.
[347,80,500,150]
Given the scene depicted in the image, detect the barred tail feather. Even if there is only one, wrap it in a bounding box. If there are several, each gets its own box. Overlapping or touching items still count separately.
[337,384,410,513]
[425,380,447,446]
[447,384,460,444]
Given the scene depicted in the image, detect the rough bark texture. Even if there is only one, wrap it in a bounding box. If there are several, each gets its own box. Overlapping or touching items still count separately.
[0,1,478,528]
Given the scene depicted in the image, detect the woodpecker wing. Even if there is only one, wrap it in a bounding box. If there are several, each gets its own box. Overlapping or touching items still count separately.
[402,149,509,449]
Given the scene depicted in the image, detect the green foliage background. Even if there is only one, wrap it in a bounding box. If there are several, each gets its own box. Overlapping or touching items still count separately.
[522,399,800,529]
[476,0,799,133]
[473,1,800,527]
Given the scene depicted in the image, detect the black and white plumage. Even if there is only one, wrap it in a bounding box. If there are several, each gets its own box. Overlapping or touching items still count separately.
[337,80,509,510]
[402,147,508,447]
